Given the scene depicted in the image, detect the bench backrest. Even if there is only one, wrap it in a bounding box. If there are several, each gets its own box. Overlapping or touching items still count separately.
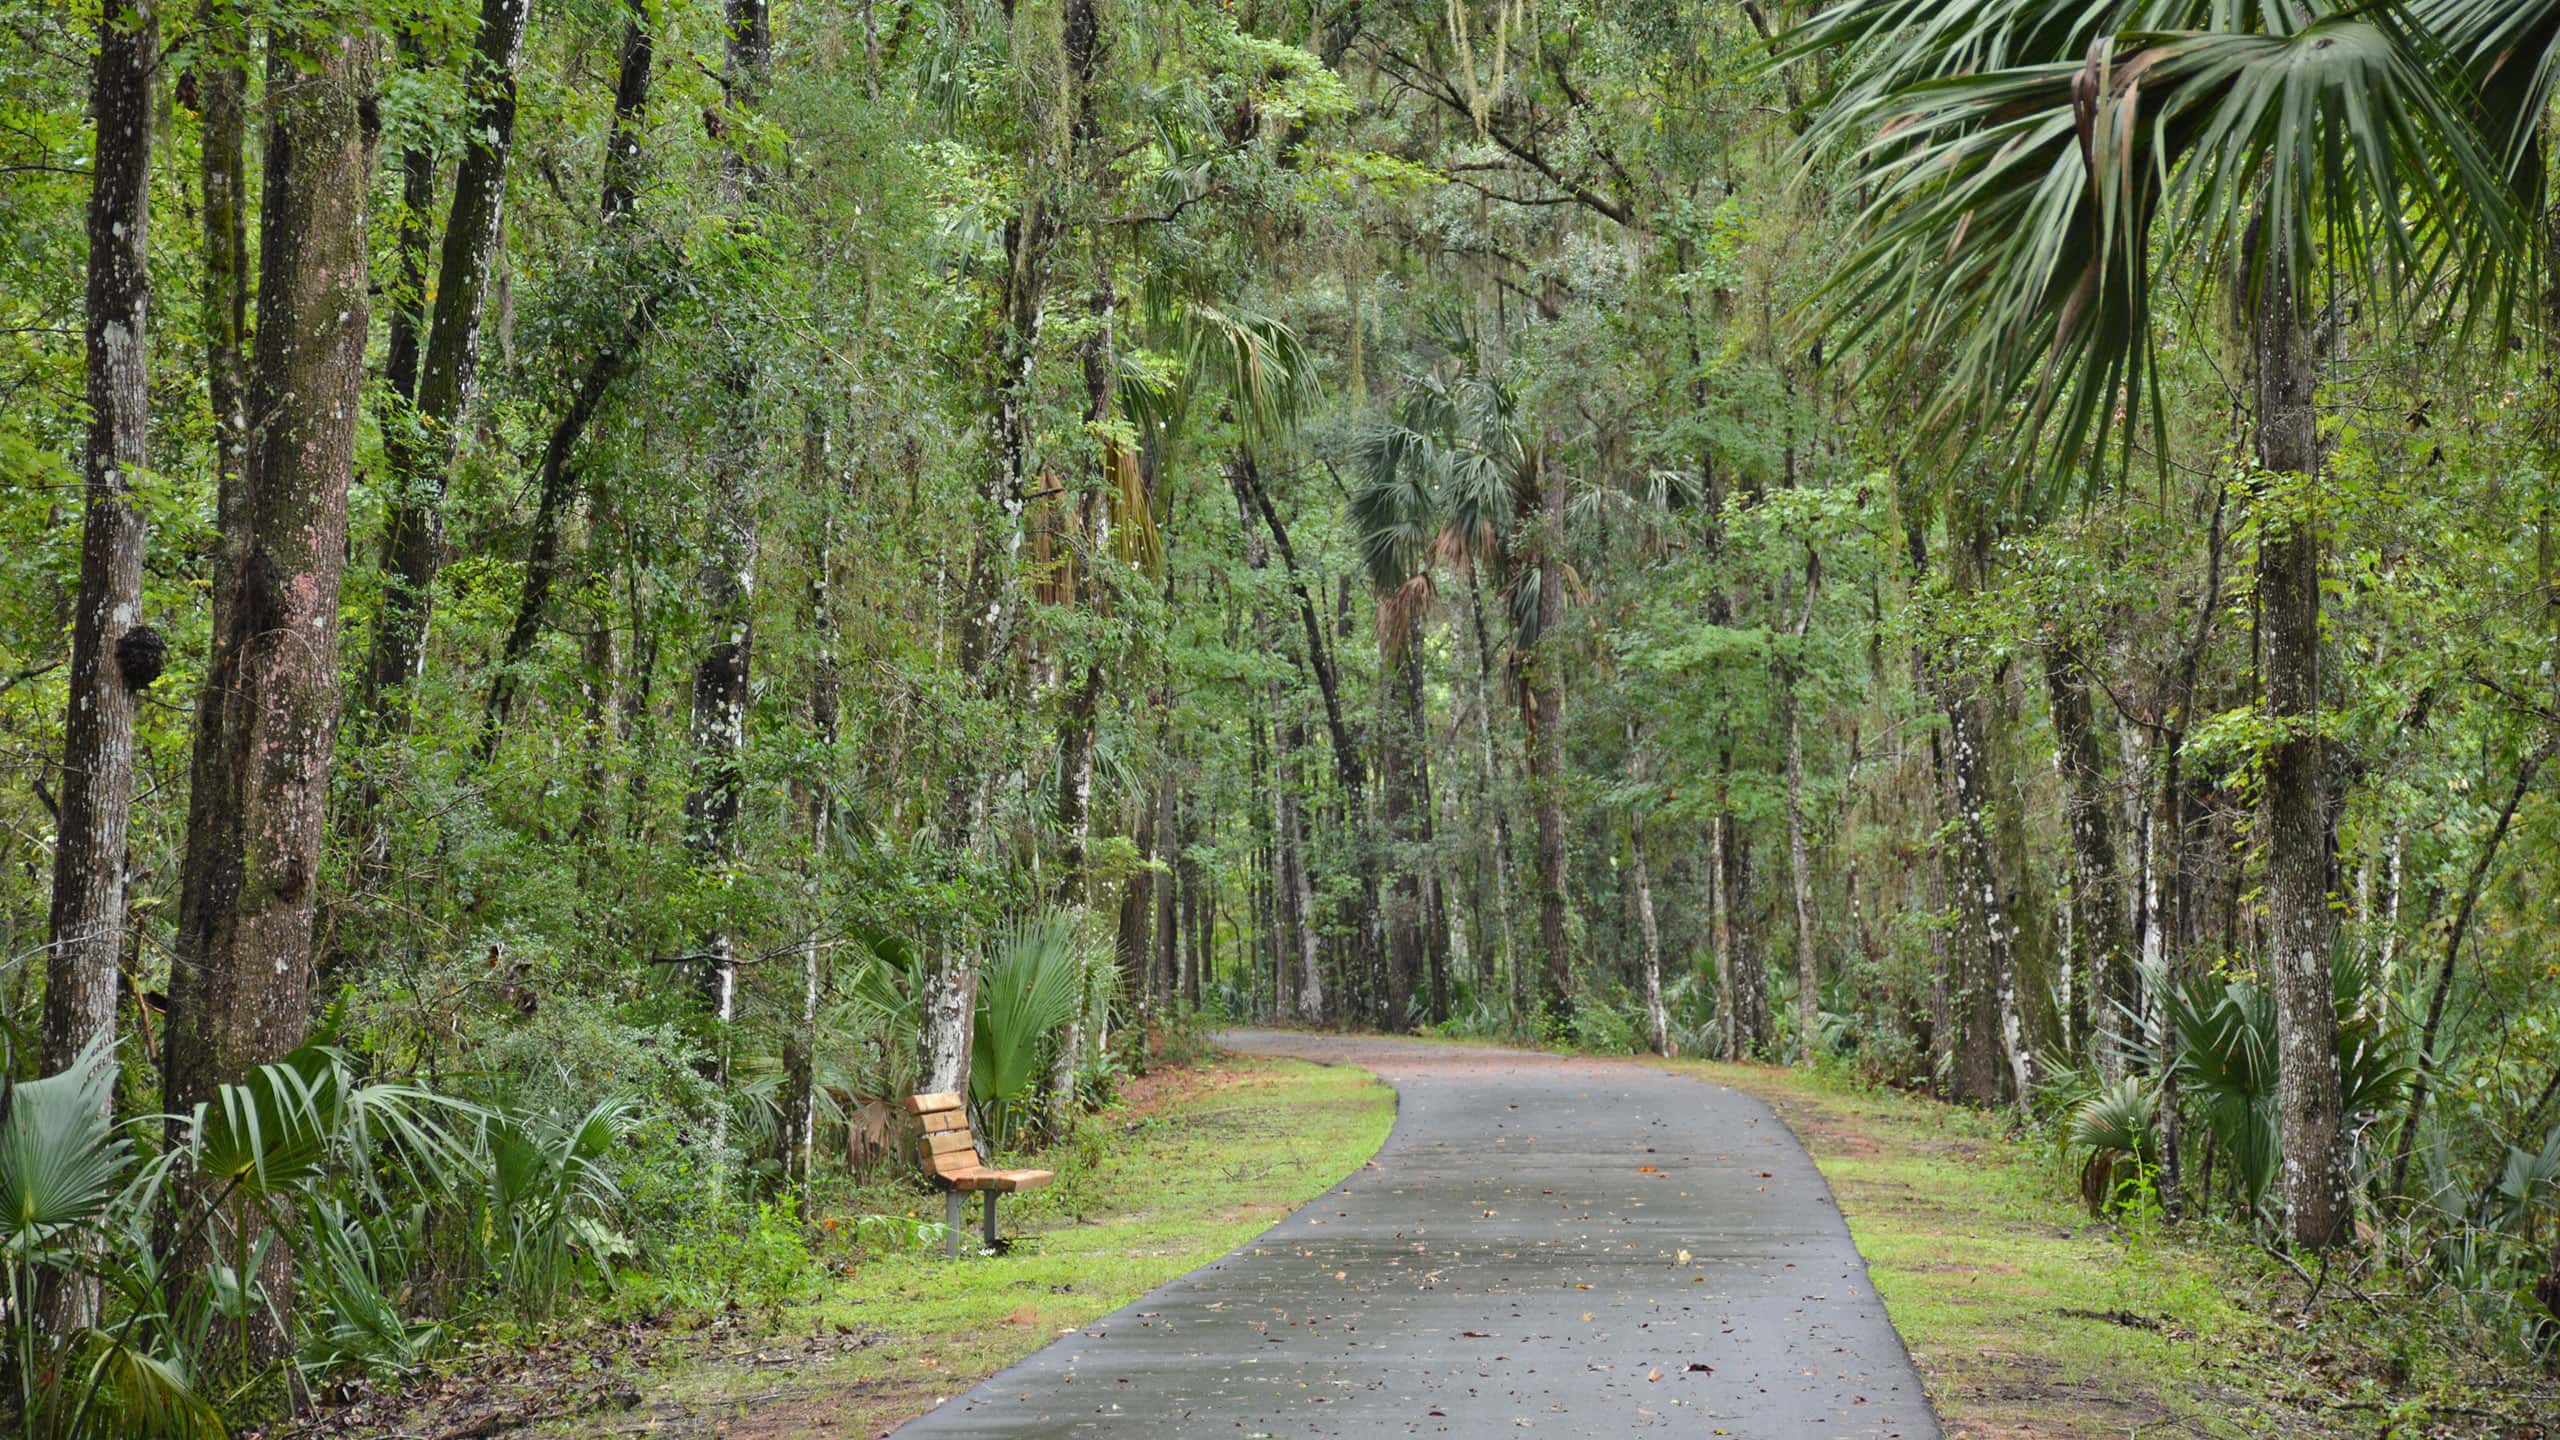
[906,1091,980,1182]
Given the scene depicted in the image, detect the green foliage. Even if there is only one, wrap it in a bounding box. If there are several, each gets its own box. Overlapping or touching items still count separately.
[971,909,1107,1149]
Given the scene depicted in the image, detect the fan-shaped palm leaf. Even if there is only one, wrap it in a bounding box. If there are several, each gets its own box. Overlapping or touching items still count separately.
[1796,0,2520,490]
[971,909,1096,1147]
[0,1036,127,1256]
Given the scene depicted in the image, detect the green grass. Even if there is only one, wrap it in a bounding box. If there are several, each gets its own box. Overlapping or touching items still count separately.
[620,1055,1396,1439]
[1657,1057,2542,1440]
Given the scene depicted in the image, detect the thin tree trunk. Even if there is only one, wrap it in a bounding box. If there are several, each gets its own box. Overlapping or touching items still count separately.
[1632,818,1666,1055]
[1280,757,1326,1020]
[685,0,771,1096]
[478,0,659,756]
[924,0,1102,1093]
[1781,547,1821,1064]
[1407,641,1449,1024]
[1710,809,1734,1059]
[2253,234,2350,1251]
[364,0,533,714]
[166,10,375,1359]
[1467,573,1520,1017]
[1238,450,1380,986]
[781,414,837,1190]
[1381,636,1422,1029]
[2044,629,2128,1065]
[1523,451,1571,1023]
[2388,740,2553,1202]
[40,0,157,1334]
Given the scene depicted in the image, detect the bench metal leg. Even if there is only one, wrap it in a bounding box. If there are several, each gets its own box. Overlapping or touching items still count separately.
[982,1191,1000,1251]
[945,1189,963,1258]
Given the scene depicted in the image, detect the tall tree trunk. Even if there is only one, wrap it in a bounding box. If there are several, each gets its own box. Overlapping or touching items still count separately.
[1466,573,1520,1018]
[1725,805,1773,1056]
[1050,275,1115,901]
[1933,502,2024,1104]
[1279,748,1326,1020]
[1380,636,1422,1029]
[1781,547,1821,1064]
[478,0,660,756]
[363,0,533,716]
[40,0,157,1335]
[1406,641,1449,1024]
[685,0,771,1094]
[2043,629,2127,1064]
[1709,808,1735,1059]
[1522,451,1571,1024]
[163,0,248,1237]
[2253,238,2350,1251]
[166,10,374,1359]
[1154,780,1179,1003]
[1117,790,1160,1011]
[1237,451,1380,987]
[924,0,1103,1093]
[1942,685,2015,1104]
[1631,818,1666,1055]
[781,415,837,1191]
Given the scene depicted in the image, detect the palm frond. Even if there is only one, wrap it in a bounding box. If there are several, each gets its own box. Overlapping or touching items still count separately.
[0,1035,128,1254]
[1802,1,2522,489]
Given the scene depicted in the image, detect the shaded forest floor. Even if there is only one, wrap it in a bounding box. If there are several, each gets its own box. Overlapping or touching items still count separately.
[1670,1057,2557,1440]
[279,1054,1395,1440]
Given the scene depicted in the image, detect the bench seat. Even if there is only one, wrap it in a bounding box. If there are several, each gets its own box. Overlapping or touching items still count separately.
[946,1167,1054,1193]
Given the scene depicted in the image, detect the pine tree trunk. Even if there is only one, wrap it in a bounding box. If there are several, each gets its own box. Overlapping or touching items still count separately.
[2253,238,2350,1251]
[166,12,375,1359]
[40,0,157,1334]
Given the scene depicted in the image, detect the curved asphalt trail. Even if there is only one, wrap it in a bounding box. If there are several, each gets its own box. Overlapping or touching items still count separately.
[896,1031,1939,1439]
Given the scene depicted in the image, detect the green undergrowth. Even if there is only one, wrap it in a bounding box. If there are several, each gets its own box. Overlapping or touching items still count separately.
[1664,1058,2548,1440]
[609,1054,1394,1439]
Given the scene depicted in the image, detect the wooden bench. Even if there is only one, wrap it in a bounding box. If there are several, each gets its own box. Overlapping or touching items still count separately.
[906,1090,1053,1257]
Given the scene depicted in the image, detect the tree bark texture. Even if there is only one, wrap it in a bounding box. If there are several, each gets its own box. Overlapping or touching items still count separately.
[2253,240,2350,1251]
[2042,629,2128,1058]
[166,14,375,1360]
[40,0,157,1335]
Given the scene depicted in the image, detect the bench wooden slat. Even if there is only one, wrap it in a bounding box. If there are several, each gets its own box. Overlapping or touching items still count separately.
[921,1110,969,1134]
[905,1091,963,1116]
[949,1167,1053,1193]
[922,1130,978,1157]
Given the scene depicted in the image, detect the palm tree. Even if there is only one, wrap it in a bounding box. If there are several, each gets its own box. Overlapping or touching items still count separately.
[1792,0,2517,1248]
[1353,365,1574,1026]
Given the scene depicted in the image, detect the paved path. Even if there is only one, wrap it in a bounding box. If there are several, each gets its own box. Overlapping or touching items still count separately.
[897,1032,1938,1439]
